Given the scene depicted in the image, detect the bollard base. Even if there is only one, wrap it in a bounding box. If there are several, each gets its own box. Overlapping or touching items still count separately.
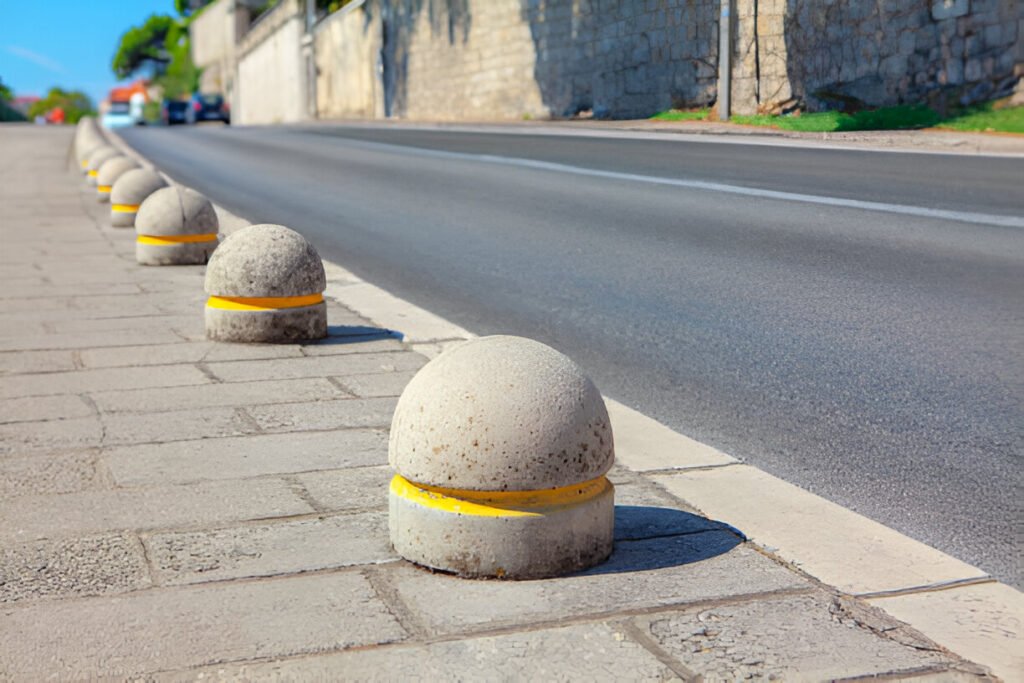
[389,475,615,579]
[110,211,136,228]
[205,302,327,343]
[137,241,217,266]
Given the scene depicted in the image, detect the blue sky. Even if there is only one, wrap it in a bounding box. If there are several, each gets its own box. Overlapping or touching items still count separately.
[0,1,178,106]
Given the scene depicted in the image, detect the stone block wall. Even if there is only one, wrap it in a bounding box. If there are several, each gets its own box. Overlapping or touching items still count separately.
[770,0,1021,113]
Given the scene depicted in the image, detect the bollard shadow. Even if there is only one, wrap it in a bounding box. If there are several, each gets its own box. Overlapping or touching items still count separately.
[309,325,404,347]
[579,506,745,576]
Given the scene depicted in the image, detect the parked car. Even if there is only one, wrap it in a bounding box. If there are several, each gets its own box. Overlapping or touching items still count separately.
[102,100,140,129]
[186,93,229,124]
[161,100,188,125]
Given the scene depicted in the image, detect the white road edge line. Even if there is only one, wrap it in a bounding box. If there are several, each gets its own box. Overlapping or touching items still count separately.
[108,128,1023,681]
[301,135,1024,229]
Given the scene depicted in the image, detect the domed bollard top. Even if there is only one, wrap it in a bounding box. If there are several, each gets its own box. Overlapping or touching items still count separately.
[75,119,103,171]
[109,168,167,228]
[135,186,219,266]
[388,335,615,579]
[96,157,140,203]
[204,224,327,343]
[85,146,119,186]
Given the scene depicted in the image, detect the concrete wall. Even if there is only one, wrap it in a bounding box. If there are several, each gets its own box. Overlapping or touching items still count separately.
[235,0,309,125]
[314,2,385,119]
[190,0,250,102]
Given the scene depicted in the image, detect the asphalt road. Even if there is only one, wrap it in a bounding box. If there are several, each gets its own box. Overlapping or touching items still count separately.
[120,123,1024,588]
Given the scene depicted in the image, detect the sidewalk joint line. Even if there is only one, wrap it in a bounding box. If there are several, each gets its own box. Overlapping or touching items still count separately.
[855,576,996,600]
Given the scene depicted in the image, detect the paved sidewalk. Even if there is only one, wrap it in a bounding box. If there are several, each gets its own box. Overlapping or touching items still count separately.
[0,125,996,680]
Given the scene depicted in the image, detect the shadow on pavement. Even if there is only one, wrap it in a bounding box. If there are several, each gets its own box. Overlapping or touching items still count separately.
[581,506,745,575]
[310,325,404,345]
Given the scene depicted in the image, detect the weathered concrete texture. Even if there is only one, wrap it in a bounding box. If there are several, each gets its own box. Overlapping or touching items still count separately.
[390,336,614,491]
[204,302,328,343]
[295,465,394,511]
[146,511,394,585]
[95,156,139,203]
[205,351,425,382]
[204,224,327,342]
[0,479,313,542]
[91,376,348,413]
[0,450,104,498]
[379,535,804,633]
[0,417,103,455]
[205,224,326,297]
[109,168,168,228]
[172,621,681,681]
[390,478,615,579]
[870,581,1024,683]
[247,396,399,432]
[0,534,151,603]
[135,186,220,266]
[0,571,407,679]
[639,591,971,679]
[104,429,388,486]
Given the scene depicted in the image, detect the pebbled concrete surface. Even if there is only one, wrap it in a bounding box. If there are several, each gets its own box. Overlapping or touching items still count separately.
[0,124,991,679]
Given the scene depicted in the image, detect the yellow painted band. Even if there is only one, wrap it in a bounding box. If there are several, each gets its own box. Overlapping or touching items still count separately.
[97,185,112,193]
[111,204,140,212]
[206,293,323,311]
[390,473,611,518]
[80,159,88,167]
[88,170,98,177]
[138,234,218,245]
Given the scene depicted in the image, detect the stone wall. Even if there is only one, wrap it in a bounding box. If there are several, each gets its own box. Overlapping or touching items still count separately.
[222,0,1020,123]
[374,0,720,120]
[236,0,309,124]
[314,1,385,119]
[735,0,1021,115]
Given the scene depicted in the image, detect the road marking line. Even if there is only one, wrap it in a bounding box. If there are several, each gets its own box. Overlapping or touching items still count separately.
[339,138,1024,229]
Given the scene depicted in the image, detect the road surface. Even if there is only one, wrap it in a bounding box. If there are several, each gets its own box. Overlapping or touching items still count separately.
[120,123,1024,588]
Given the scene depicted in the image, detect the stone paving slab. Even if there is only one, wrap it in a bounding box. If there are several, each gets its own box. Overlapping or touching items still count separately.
[0,126,988,681]
[0,478,313,542]
[167,621,682,681]
[634,592,982,680]
[0,534,151,604]
[0,571,407,679]
[0,449,105,498]
[103,429,388,485]
[91,376,350,413]
[145,510,394,585]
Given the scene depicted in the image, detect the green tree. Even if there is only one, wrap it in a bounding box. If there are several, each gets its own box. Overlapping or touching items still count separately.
[112,13,201,105]
[0,76,27,122]
[25,87,94,123]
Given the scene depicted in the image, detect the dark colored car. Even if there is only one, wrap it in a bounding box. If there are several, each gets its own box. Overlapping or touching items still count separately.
[161,100,188,126]
[186,93,230,124]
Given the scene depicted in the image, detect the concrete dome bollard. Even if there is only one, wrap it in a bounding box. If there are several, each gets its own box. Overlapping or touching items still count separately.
[388,335,616,579]
[95,157,140,203]
[74,119,103,170]
[85,146,120,186]
[109,168,168,228]
[135,186,219,265]
[204,224,327,343]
